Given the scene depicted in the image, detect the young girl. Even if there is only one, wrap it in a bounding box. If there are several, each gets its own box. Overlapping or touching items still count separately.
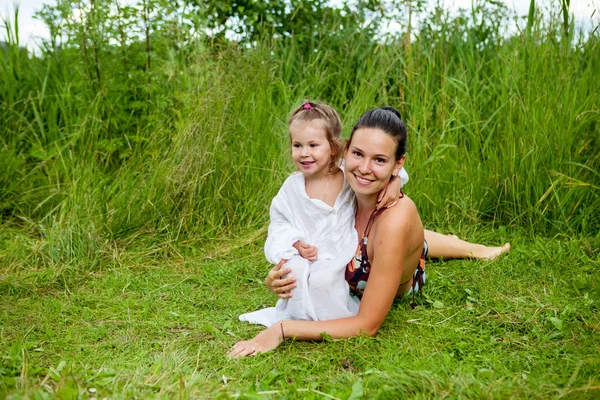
[239,101,407,327]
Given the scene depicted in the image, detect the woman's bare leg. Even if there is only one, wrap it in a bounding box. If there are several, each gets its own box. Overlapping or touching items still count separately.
[424,230,510,260]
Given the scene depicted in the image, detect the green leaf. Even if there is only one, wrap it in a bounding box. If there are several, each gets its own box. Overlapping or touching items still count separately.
[349,379,364,400]
[478,368,493,378]
[433,301,444,309]
[548,317,563,331]
[57,384,78,400]
[151,359,162,375]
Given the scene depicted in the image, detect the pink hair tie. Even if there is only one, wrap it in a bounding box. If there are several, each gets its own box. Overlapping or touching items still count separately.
[303,102,312,110]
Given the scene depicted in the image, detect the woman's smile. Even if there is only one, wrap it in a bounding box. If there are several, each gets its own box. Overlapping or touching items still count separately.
[344,127,404,196]
[353,174,375,185]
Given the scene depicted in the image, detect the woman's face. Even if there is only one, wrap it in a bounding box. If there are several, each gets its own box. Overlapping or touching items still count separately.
[344,128,405,197]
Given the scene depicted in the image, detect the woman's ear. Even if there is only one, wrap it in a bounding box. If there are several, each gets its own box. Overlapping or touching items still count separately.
[393,154,406,176]
[343,139,349,156]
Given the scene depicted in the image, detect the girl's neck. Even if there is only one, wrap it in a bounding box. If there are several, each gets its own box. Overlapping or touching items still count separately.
[304,166,338,184]
[304,167,343,207]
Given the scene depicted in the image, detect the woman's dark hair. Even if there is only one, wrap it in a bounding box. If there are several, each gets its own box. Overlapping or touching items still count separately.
[348,106,407,161]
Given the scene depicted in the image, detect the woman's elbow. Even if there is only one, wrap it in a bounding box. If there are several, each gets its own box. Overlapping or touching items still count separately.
[354,317,382,337]
[365,326,381,337]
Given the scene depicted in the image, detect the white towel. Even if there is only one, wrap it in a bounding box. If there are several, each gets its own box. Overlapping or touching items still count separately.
[239,166,409,327]
[240,172,358,326]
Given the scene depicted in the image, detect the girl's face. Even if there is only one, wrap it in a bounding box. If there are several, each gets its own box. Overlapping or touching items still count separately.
[344,128,404,197]
[289,119,334,179]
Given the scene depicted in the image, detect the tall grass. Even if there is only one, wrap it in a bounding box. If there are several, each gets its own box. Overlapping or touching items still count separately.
[0,2,598,273]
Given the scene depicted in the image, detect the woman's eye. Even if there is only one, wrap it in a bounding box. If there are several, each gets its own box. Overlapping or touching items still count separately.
[376,158,386,163]
[352,151,362,157]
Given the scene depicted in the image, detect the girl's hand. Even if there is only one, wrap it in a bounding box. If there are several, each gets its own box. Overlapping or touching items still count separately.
[265,259,297,299]
[377,175,401,210]
[228,324,283,358]
[293,241,318,261]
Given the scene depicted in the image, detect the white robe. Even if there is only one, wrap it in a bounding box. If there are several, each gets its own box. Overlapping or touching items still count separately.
[239,167,409,327]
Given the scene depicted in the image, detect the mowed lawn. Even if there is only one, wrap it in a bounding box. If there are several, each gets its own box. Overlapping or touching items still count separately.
[1,231,598,398]
[2,0,599,397]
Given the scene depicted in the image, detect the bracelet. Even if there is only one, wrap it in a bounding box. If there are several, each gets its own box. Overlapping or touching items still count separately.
[280,322,286,341]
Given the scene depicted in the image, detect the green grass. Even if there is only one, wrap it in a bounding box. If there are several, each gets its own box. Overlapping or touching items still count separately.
[1,2,599,247]
[1,1,600,398]
[1,231,599,398]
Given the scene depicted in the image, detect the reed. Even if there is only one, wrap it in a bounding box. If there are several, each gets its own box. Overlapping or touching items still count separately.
[0,1,598,272]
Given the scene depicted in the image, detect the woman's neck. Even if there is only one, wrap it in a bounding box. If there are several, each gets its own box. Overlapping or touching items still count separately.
[355,193,378,217]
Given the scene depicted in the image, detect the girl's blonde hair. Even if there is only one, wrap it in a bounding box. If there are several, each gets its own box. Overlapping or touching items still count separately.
[288,101,343,173]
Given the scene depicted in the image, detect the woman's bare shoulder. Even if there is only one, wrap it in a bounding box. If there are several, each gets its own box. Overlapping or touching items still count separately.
[384,195,420,222]
[375,195,423,243]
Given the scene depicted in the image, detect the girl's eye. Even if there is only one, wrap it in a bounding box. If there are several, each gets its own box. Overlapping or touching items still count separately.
[376,158,386,163]
[310,143,319,147]
[293,144,301,148]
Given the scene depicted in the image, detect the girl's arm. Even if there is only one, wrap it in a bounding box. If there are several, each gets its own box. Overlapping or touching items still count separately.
[377,167,409,210]
[230,200,423,357]
[264,192,305,265]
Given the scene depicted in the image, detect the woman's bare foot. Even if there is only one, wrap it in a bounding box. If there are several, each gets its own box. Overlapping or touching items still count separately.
[424,230,511,260]
[472,243,511,260]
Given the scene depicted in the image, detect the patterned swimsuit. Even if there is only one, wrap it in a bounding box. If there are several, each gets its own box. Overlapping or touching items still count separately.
[344,207,427,307]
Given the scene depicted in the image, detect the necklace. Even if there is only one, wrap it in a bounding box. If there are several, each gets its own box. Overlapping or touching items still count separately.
[356,206,377,238]
[323,173,330,203]
[356,212,365,238]
[306,172,331,204]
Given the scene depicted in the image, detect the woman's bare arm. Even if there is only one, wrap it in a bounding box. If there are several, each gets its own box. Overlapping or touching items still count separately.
[230,198,423,357]
[265,259,297,299]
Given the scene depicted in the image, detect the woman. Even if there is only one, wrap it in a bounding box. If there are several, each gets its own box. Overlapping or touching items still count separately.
[229,106,508,358]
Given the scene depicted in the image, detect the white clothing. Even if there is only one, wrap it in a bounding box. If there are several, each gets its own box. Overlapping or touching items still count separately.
[398,166,409,187]
[239,167,409,327]
[239,172,360,326]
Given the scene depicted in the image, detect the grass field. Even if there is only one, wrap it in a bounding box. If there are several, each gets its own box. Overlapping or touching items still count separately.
[1,233,599,398]
[1,0,599,397]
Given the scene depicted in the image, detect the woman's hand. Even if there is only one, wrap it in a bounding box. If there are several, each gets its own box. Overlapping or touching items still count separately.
[293,241,318,261]
[228,324,283,358]
[265,259,297,299]
[377,175,401,210]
